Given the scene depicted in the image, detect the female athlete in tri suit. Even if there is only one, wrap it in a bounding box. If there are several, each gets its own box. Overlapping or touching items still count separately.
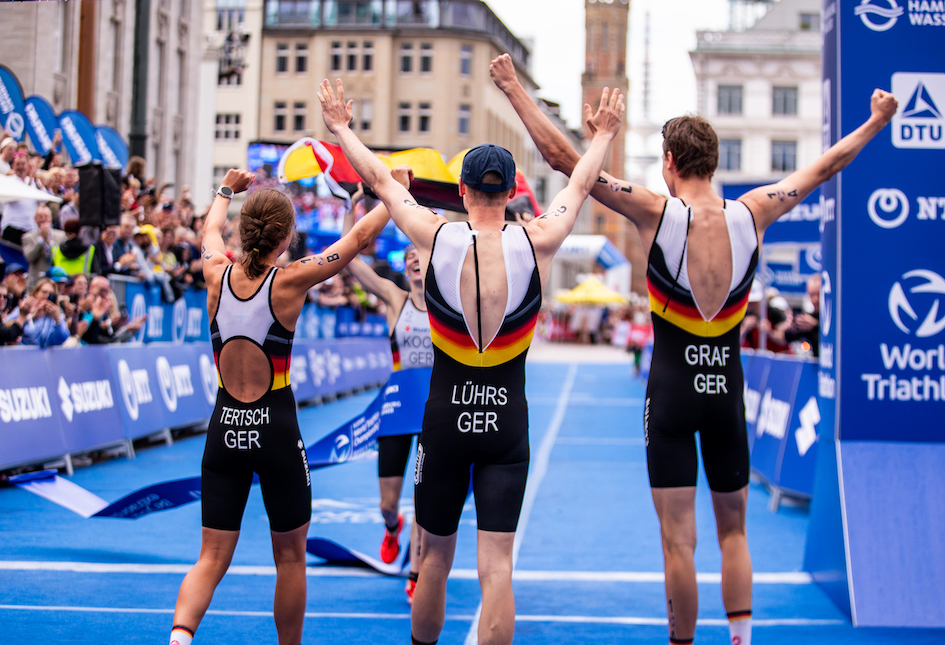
[319,76,624,645]
[341,178,430,602]
[168,169,392,645]
[492,50,899,645]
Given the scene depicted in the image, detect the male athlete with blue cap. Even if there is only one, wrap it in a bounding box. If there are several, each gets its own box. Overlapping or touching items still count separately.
[320,75,624,645]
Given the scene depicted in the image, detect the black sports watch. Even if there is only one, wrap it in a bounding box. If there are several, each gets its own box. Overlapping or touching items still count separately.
[216,185,234,199]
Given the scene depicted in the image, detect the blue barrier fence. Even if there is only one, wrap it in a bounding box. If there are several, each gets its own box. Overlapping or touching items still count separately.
[116,279,387,344]
[741,350,819,505]
[0,337,392,472]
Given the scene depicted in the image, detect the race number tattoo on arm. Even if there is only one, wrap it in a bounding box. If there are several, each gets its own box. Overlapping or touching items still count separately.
[404,199,438,215]
[597,176,608,184]
[325,253,340,263]
[767,189,798,201]
[539,205,568,220]
[301,255,325,266]
[609,181,632,194]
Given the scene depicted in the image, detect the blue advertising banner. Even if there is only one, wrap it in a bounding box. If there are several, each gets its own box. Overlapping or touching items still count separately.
[95,125,129,170]
[805,0,945,627]
[108,344,170,440]
[0,347,67,469]
[45,345,125,452]
[0,65,26,142]
[835,0,945,443]
[58,109,100,166]
[148,344,211,430]
[749,356,802,486]
[777,361,820,496]
[24,95,58,154]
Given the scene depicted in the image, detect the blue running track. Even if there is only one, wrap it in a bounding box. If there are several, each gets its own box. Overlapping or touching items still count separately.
[1,357,943,643]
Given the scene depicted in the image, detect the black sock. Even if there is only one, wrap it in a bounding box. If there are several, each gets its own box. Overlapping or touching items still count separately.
[411,635,437,645]
[408,571,419,582]
[385,520,399,533]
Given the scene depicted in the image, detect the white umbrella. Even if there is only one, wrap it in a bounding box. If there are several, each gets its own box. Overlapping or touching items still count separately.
[0,174,62,204]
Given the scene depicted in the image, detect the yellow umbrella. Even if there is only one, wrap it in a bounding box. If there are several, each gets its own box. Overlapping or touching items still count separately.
[556,276,628,305]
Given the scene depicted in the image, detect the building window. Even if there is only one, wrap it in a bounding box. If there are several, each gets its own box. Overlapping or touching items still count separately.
[458,104,471,136]
[420,43,433,73]
[719,139,741,171]
[772,140,797,172]
[773,86,798,116]
[398,102,411,133]
[331,41,342,72]
[359,99,373,132]
[602,21,609,50]
[718,85,743,115]
[274,101,287,132]
[535,177,547,205]
[215,113,241,140]
[293,102,306,132]
[400,42,413,74]
[276,42,289,74]
[800,12,820,31]
[362,40,374,72]
[295,43,308,73]
[216,5,245,32]
[347,41,358,72]
[336,0,381,25]
[460,44,472,76]
[110,19,122,91]
[418,102,431,133]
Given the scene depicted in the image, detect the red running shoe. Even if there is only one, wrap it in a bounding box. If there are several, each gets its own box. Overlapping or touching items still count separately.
[405,578,417,604]
[380,514,403,564]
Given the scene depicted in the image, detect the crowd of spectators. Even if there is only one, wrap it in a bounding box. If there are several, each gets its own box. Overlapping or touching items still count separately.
[0,128,211,347]
[1,131,395,349]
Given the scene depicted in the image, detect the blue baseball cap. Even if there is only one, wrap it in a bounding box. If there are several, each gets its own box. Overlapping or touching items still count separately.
[461,144,516,193]
[5,262,26,275]
[46,266,70,283]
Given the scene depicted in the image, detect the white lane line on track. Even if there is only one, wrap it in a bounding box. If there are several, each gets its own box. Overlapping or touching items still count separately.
[0,605,845,627]
[464,363,579,645]
[555,437,644,446]
[0,561,813,584]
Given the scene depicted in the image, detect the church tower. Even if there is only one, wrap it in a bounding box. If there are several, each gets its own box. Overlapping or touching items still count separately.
[583,0,647,295]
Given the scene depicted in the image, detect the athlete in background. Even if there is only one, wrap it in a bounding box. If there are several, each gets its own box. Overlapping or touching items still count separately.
[491,52,897,645]
[342,176,428,603]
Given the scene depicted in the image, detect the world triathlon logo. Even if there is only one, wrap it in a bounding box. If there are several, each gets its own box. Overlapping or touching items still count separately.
[854,0,904,31]
[889,270,945,337]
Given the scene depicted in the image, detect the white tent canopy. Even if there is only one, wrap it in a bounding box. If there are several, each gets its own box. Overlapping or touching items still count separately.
[0,174,62,204]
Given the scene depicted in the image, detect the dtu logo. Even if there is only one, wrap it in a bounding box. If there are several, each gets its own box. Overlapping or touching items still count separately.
[892,73,945,149]
[888,270,945,337]
[854,0,904,31]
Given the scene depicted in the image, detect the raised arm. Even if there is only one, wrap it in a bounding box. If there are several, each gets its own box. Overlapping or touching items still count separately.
[318,79,445,254]
[341,182,407,309]
[490,54,664,233]
[202,169,254,281]
[526,86,624,262]
[741,89,899,233]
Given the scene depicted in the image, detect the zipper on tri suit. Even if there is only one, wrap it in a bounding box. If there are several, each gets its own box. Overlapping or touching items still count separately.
[471,231,483,353]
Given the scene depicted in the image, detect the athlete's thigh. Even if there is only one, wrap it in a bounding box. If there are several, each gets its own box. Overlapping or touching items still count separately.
[698,396,750,493]
[257,421,312,533]
[378,433,415,478]
[414,426,472,537]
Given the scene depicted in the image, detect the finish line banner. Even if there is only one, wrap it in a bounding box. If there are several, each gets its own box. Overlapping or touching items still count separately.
[306,367,431,469]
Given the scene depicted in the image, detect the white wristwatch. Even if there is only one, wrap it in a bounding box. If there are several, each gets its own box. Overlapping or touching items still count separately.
[216,186,234,199]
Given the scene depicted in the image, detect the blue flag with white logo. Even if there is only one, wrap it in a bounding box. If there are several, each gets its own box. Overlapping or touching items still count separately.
[0,65,26,142]
[95,125,129,169]
[24,95,59,154]
[58,109,100,165]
